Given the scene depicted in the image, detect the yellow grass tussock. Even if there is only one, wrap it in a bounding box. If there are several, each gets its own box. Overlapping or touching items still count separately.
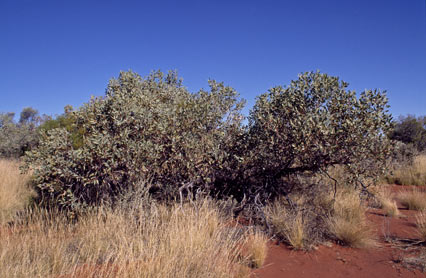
[0,159,35,224]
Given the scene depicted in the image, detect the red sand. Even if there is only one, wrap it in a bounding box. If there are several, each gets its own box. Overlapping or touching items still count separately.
[253,185,425,278]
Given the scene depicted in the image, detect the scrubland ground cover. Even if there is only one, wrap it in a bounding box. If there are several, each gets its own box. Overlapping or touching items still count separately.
[327,189,377,248]
[2,70,426,277]
[385,154,426,186]
[397,187,426,211]
[373,186,400,217]
[0,174,267,278]
[380,157,426,274]
[0,159,34,224]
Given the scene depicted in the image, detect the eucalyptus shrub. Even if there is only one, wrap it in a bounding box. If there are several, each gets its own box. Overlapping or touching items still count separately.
[25,70,245,210]
[221,72,394,202]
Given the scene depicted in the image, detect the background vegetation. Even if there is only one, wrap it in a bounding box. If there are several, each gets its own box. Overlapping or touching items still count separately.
[0,107,43,158]
[389,115,426,152]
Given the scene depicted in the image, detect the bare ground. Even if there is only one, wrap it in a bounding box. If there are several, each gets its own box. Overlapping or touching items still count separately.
[253,185,426,278]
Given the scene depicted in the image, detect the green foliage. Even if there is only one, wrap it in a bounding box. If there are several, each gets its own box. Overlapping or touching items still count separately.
[38,105,84,149]
[25,70,245,210]
[227,72,393,200]
[389,115,426,152]
[0,107,41,158]
[19,107,39,125]
[25,70,394,211]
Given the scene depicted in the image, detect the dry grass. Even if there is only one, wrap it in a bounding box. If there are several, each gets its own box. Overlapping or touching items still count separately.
[265,198,307,250]
[327,189,377,248]
[241,231,269,268]
[385,155,426,186]
[374,186,400,217]
[415,211,426,242]
[397,187,426,211]
[0,198,266,278]
[0,159,35,224]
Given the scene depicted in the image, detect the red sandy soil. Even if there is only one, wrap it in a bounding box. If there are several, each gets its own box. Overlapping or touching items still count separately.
[253,185,426,278]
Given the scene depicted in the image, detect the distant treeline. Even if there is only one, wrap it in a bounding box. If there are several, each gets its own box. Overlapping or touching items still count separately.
[388,115,426,152]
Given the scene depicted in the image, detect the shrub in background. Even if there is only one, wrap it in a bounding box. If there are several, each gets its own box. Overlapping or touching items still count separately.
[385,154,426,186]
[38,105,85,149]
[0,107,42,158]
[388,115,426,152]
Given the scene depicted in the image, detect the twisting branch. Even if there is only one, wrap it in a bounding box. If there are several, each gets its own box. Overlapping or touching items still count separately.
[254,193,271,234]
[319,168,339,199]
[233,193,247,215]
[179,182,194,207]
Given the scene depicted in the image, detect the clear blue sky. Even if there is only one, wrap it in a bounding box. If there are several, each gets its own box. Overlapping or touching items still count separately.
[1,0,425,118]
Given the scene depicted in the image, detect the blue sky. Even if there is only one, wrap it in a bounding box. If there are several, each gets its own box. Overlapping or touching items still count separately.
[1,0,425,118]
